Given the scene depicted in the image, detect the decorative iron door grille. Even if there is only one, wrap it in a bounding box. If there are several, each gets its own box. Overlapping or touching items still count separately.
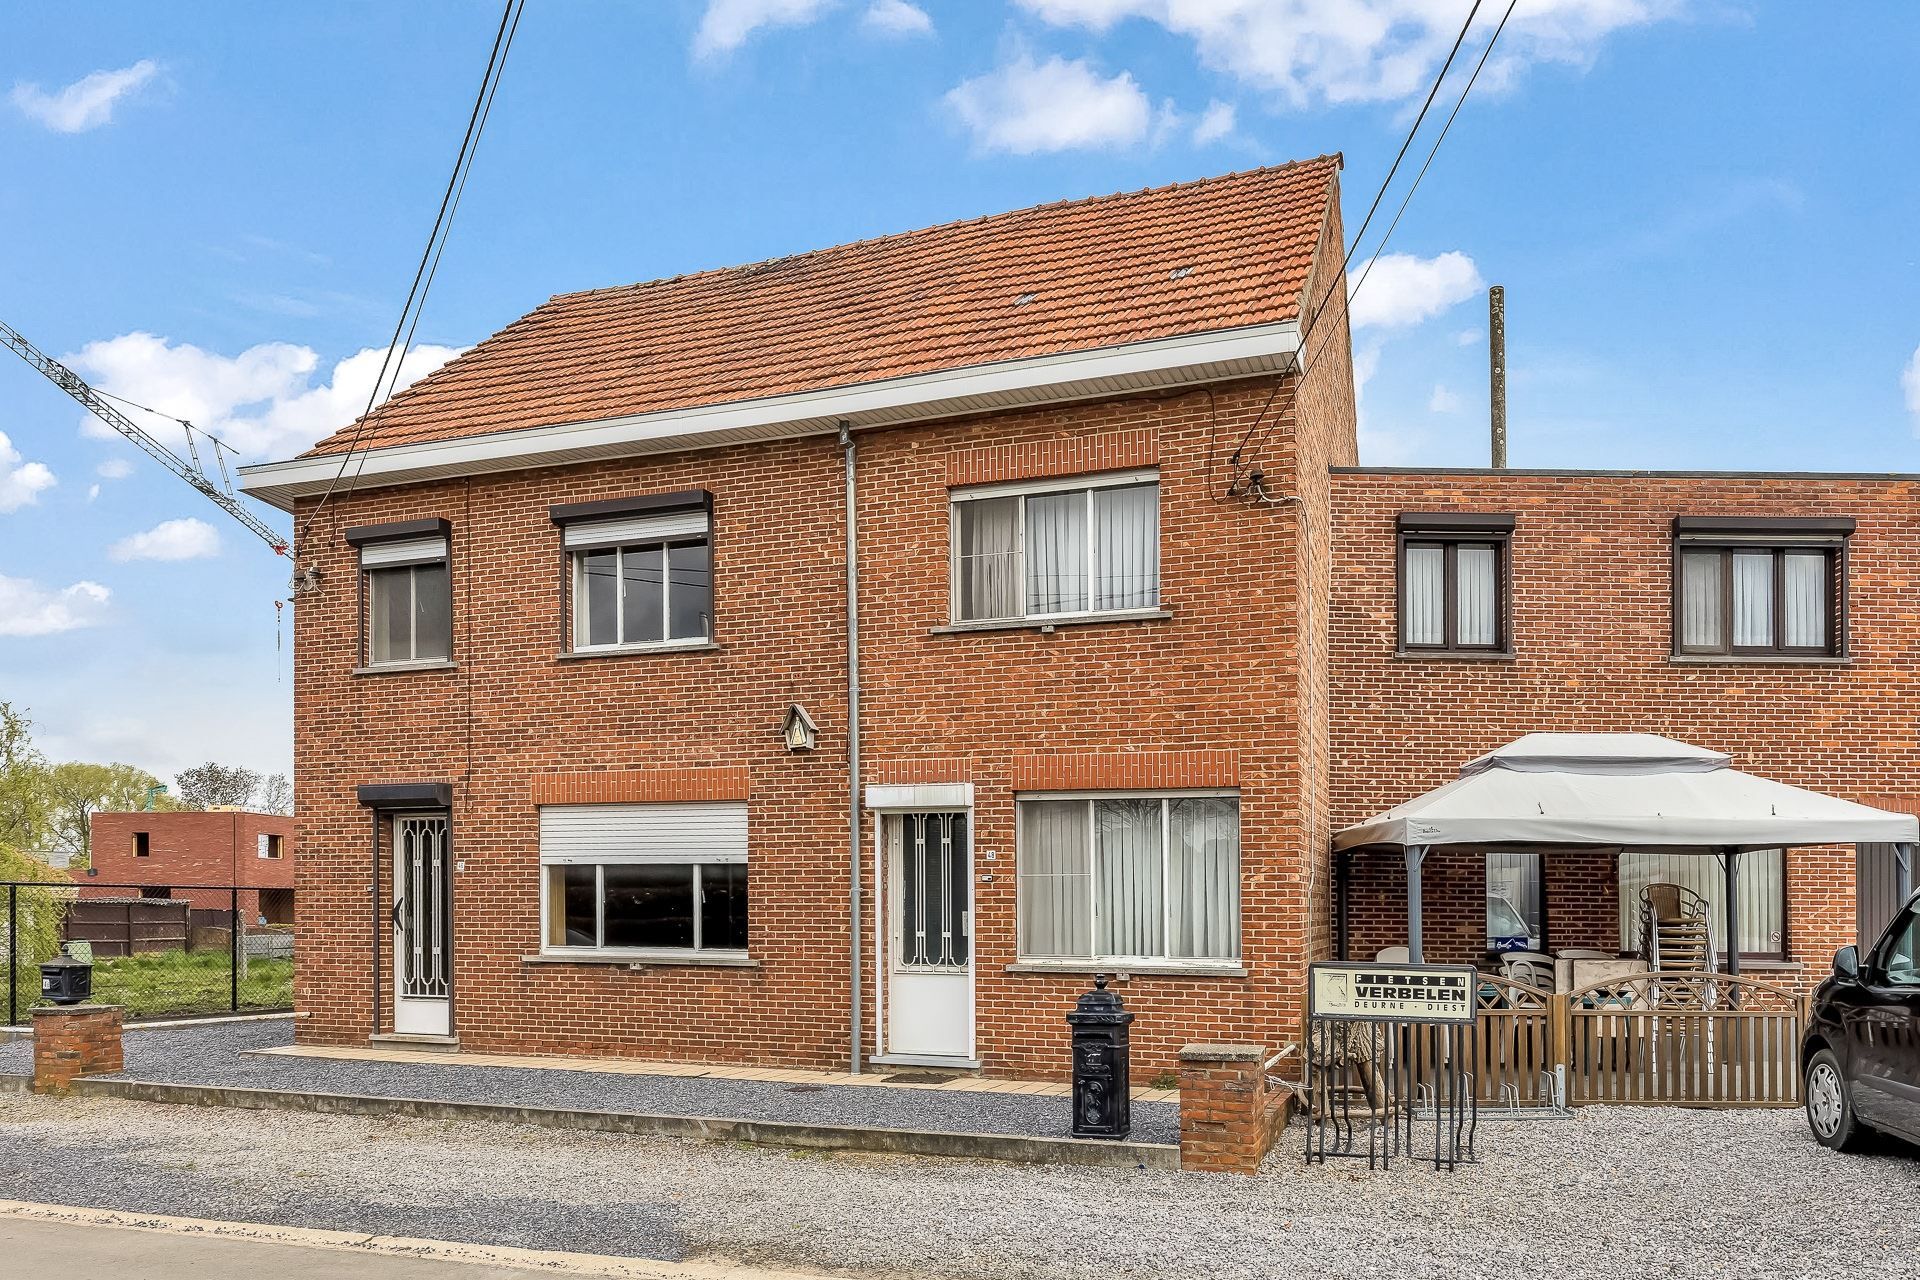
[394,814,450,999]
[896,812,970,969]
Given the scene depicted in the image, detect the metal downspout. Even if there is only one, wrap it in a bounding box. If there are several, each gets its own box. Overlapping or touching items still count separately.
[841,420,863,1075]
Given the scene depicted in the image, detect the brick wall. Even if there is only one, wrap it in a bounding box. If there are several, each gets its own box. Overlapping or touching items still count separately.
[1329,469,1920,989]
[86,810,296,921]
[290,367,1326,1077]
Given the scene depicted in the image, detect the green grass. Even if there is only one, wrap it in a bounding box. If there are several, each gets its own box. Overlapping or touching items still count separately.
[48,950,293,1020]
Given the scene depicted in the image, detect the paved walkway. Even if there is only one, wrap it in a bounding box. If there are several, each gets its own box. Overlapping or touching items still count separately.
[0,1020,1180,1146]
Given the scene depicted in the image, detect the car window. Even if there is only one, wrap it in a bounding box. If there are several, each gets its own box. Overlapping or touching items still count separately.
[1882,912,1920,986]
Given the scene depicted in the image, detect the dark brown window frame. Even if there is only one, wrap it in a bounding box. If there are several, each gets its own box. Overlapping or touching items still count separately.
[1670,517,1852,660]
[1396,513,1515,656]
[348,518,455,669]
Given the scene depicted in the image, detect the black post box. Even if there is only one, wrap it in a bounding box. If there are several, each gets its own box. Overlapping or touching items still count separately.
[1067,973,1134,1139]
[40,955,92,1006]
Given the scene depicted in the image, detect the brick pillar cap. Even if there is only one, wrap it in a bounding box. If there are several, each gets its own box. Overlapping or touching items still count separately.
[1179,1043,1262,1062]
[30,1004,123,1017]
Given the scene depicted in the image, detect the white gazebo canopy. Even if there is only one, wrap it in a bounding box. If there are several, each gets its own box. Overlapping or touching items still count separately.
[1335,733,1919,852]
[1333,733,1918,965]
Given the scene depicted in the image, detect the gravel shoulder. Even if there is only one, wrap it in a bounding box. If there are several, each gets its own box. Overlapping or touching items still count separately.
[2,1091,1917,1279]
[0,1021,1179,1146]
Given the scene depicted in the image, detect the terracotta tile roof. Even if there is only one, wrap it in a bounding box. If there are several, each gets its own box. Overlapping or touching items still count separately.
[304,155,1341,457]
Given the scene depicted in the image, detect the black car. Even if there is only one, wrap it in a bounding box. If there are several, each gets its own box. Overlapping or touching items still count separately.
[1803,895,1920,1150]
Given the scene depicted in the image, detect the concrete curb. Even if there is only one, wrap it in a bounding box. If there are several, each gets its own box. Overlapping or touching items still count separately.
[60,1077,1180,1169]
[0,1198,840,1279]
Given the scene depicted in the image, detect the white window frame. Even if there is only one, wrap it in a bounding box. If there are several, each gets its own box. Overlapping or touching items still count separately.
[948,469,1159,625]
[569,537,712,653]
[1014,788,1240,967]
[538,860,748,959]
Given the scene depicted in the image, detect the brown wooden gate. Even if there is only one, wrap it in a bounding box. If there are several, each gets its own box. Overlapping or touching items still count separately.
[1560,972,1807,1108]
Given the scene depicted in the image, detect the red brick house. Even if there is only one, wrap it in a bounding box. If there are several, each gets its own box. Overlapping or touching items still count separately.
[86,809,296,926]
[239,155,1915,1076]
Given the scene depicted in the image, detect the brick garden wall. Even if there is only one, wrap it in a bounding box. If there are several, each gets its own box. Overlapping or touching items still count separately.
[1328,469,1920,990]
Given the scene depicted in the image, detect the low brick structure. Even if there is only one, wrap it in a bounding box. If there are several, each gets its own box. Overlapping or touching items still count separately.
[1177,1042,1292,1173]
[32,1004,124,1093]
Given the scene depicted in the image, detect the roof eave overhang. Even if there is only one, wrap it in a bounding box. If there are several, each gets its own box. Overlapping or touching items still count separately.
[237,322,1301,511]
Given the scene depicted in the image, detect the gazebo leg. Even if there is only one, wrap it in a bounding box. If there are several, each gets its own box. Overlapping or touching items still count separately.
[1897,842,1914,905]
[1406,845,1429,963]
[1722,847,1742,978]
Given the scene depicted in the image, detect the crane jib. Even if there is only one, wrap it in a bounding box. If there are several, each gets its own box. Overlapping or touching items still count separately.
[0,319,289,555]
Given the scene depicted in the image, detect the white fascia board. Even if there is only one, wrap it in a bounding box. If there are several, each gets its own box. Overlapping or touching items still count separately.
[238,322,1300,511]
[865,783,974,811]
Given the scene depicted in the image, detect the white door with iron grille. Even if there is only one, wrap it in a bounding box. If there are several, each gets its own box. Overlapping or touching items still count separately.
[885,811,972,1061]
[392,813,451,1036]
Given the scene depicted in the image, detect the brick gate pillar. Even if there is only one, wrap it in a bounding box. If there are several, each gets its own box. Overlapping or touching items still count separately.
[1178,1042,1291,1173]
[31,1005,125,1093]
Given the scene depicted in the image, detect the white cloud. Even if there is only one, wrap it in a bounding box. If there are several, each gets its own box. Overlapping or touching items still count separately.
[109,517,222,563]
[1454,327,1481,347]
[0,432,56,513]
[0,574,109,637]
[1428,383,1462,413]
[863,0,931,35]
[96,457,134,480]
[66,333,465,461]
[946,55,1152,155]
[87,484,100,503]
[1192,100,1236,145]
[1348,251,1484,330]
[1904,345,1920,436]
[1014,0,1674,107]
[11,59,160,133]
[694,0,836,58]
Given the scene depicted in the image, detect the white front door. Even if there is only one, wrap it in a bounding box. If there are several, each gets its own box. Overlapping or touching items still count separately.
[392,813,451,1037]
[885,811,973,1061]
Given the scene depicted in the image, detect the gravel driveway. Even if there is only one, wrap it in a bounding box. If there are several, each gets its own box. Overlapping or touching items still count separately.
[0,1020,1179,1146]
[2,1092,1916,1278]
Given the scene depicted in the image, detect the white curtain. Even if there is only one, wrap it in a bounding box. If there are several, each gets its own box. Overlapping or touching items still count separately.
[1402,544,1445,645]
[1169,798,1239,959]
[1025,491,1086,614]
[956,497,1019,620]
[1096,800,1163,958]
[1732,551,1774,647]
[1455,543,1497,647]
[1094,484,1159,611]
[1618,850,1783,957]
[1019,801,1090,956]
[1680,551,1723,648]
[1782,551,1826,648]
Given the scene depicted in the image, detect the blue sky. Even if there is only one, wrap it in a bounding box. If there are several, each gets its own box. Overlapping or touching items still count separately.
[1,1,1916,785]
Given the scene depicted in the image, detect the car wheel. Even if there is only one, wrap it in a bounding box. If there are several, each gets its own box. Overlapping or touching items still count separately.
[1805,1048,1866,1152]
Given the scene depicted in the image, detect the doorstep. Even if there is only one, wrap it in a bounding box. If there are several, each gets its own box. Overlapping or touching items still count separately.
[367,1033,462,1052]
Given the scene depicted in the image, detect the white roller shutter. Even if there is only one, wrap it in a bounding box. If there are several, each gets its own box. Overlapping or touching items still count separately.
[360,535,448,567]
[539,802,747,865]
[563,509,708,550]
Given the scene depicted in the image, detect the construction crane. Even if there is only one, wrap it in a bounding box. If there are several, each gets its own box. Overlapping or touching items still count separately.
[0,318,289,555]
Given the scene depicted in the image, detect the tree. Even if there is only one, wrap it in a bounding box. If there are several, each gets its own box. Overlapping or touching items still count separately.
[42,761,174,859]
[257,773,293,816]
[0,702,50,851]
[174,762,262,810]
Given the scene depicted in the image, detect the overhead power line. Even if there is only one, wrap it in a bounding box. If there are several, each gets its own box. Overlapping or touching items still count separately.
[1225,0,1496,484]
[295,0,526,551]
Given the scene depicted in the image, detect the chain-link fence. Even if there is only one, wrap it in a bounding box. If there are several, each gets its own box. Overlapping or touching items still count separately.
[4,880,294,1025]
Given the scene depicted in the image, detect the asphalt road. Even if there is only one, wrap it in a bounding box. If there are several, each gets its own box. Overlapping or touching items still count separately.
[3,1215,625,1279]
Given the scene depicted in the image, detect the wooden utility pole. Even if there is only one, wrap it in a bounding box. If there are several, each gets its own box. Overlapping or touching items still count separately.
[1489,285,1507,468]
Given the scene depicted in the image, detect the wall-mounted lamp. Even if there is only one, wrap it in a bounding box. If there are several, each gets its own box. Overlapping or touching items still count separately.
[781,703,819,753]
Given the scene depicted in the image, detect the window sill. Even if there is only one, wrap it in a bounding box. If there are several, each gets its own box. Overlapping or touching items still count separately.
[1392,649,1515,663]
[930,608,1172,636]
[353,661,458,676]
[1004,960,1247,979]
[556,641,722,662]
[521,951,758,969]
[1667,654,1852,667]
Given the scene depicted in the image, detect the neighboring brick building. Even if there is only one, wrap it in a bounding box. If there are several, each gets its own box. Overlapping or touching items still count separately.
[238,155,1913,1076]
[87,810,296,926]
